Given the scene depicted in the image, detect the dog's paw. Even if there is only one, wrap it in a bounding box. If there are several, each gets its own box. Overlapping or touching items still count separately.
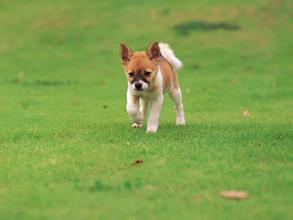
[176,114,185,126]
[146,126,158,133]
[132,123,142,128]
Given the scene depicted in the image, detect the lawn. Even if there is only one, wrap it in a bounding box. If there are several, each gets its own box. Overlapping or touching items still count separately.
[0,0,292,219]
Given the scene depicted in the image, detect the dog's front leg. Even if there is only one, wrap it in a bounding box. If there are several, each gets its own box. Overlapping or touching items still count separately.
[146,95,163,133]
[126,92,143,128]
[139,98,149,122]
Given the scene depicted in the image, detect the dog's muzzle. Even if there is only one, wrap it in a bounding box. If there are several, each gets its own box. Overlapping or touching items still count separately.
[134,82,142,90]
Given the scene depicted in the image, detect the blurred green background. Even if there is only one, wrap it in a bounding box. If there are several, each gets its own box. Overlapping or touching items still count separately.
[0,0,292,219]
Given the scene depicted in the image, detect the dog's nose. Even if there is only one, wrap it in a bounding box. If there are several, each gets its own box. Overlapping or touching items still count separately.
[135,82,142,90]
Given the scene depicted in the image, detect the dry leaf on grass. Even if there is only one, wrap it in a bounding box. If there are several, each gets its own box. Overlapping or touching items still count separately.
[243,110,250,117]
[131,160,144,166]
[220,190,248,200]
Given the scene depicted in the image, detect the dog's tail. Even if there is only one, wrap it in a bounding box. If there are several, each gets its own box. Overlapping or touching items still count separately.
[159,42,183,70]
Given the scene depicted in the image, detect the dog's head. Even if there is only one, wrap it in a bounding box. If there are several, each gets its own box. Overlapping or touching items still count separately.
[120,42,161,91]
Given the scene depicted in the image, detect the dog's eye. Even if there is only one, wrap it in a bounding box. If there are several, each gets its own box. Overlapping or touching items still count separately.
[128,72,134,77]
[144,71,151,77]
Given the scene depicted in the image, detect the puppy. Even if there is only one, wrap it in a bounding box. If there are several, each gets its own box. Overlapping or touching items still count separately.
[120,42,185,132]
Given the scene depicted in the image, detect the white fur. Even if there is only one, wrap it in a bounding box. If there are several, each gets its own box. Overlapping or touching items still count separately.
[139,98,149,120]
[159,42,183,70]
[168,87,185,125]
[126,91,143,125]
[146,68,163,132]
[147,94,163,132]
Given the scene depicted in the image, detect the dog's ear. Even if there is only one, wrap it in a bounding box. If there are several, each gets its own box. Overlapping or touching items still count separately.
[146,42,161,60]
[120,43,133,64]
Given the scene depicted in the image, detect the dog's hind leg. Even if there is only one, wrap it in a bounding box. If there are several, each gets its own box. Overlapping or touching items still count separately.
[169,87,185,125]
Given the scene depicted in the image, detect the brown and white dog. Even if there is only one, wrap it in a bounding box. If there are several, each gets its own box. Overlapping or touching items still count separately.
[120,42,185,132]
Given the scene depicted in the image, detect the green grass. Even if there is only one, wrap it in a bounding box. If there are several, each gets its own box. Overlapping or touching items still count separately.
[0,0,292,219]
